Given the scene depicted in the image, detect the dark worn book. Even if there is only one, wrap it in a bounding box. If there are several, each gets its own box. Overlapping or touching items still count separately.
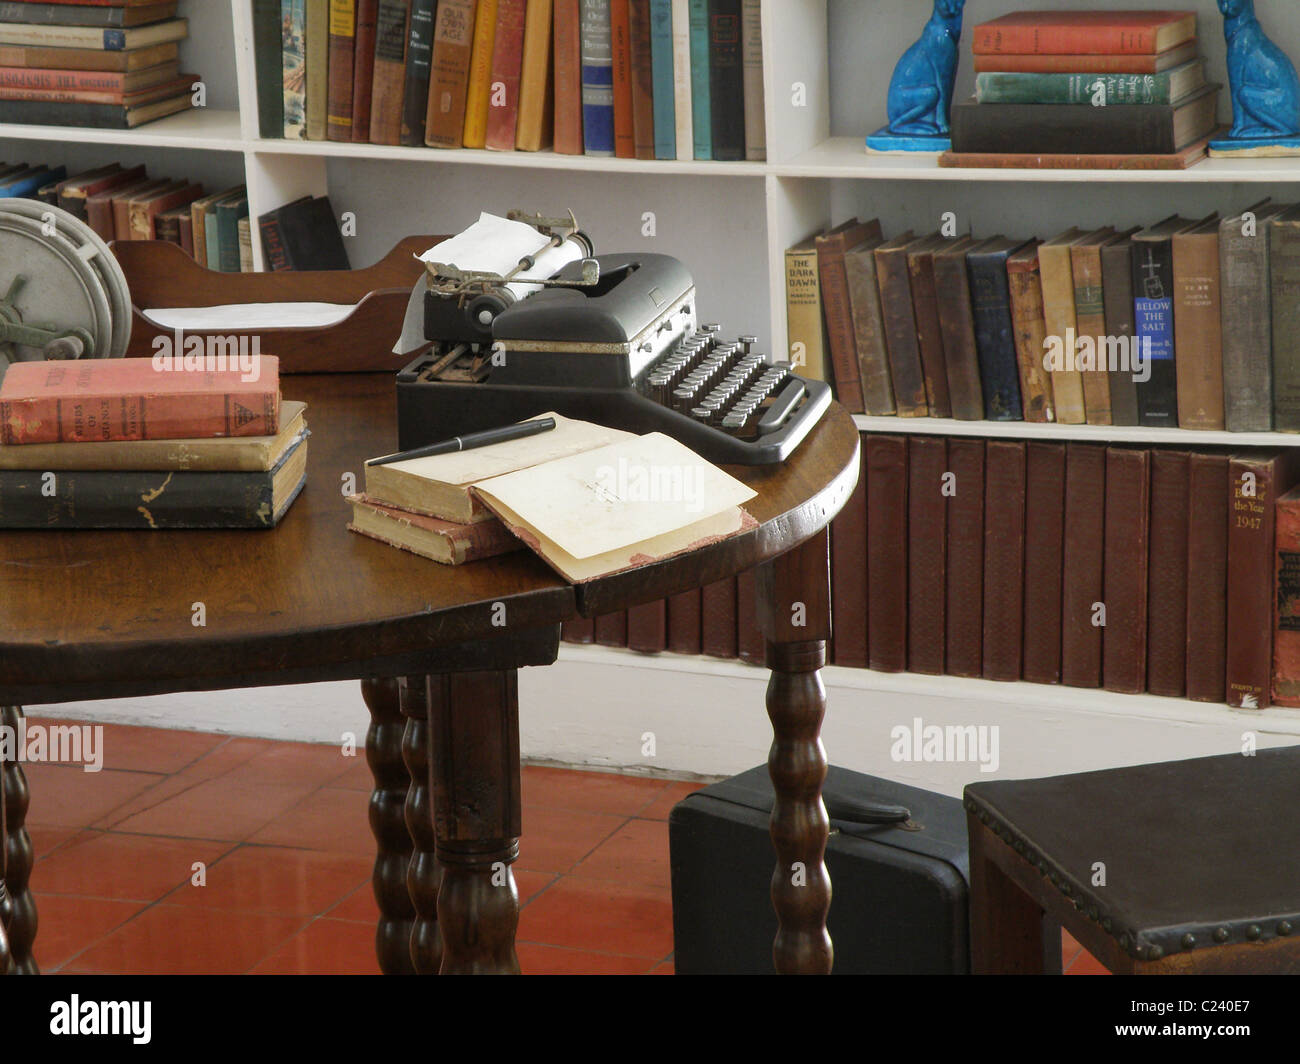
[1221,202,1286,432]
[1005,241,1056,424]
[931,235,984,421]
[829,437,866,668]
[967,236,1028,422]
[1147,450,1190,698]
[816,218,881,415]
[1061,443,1106,688]
[0,2,178,29]
[706,0,743,161]
[1269,206,1300,432]
[1131,215,1199,427]
[252,0,284,138]
[562,617,595,643]
[215,193,250,275]
[350,0,379,141]
[400,0,436,145]
[842,235,894,415]
[1101,447,1151,695]
[866,434,908,672]
[982,440,1027,681]
[736,568,763,664]
[369,0,410,144]
[945,437,984,678]
[908,435,947,675]
[667,590,702,654]
[594,611,628,647]
[700,577,738,658]
[1186,452,1229,703]
[907,235,954,419]
[258,195,349,271]
[1274,487,1300,706]
[873,232,928,417]
[0,91,190,126]
[1069,227,1117,425]
[950,85,1219,155]
[627,600,666,652]
[1100,233,1140,426]
[1022,442,1066,685]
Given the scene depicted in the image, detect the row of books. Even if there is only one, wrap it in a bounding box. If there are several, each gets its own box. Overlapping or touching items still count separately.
[0,358,306,530]
[255,0,764,159]
[0,3,196,129]
[945,9,1218,169]
[789,204,1300,434]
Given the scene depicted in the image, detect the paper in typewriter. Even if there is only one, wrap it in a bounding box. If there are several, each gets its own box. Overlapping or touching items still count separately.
[470,433,758,583]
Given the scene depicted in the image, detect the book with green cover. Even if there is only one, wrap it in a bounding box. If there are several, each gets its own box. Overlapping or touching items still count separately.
[974,60,1206,106]
[687,0,710,159]
[216,193,250,274]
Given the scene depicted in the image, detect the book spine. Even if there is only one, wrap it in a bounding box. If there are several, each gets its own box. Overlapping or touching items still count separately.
[578,0,614,155]
[627,600,666,652]
[740,0,762,160]
[687,0,709,159]
[399,0,435,145]
[515,0,554,151]
[1131,236,1180,427]
[1101,446,1151,695]
[484,0,527,151]
[627,0,654,158]
[282,0,306,139]
[0,67,140,91]
[259,213,292,271]
[0,3,134,29]
[951,98,1193,156]
[216,201,248,274]
[907,435,947,675]
[874,243,927,416]
[1173,229,1225,430]
[350,0,378,140]
[843,244,896,416]
[706,0,742,160]
[700,577,738,658]
[608,0,634,157]
[972,22,1178,56]
[1006,257,1057,424]
[866,434,907,672]
[1039,243,1085,423]
[562,617,596,642]
[326,0,356,140]
[177,211,193,257]
[669,0,691,159]
[1061,442,1106,688]
[828,437,866,668]
[1022,441,1066,684]
[552,0,583,153]
[648,0,673,158]
[425,0,477,147]
[975,70,1179,105]
[907,248,953,418]
[816,234,864,414]
[1147,450,1190,698]
[736,568,763,664]
[1186,452,1229,703]
[594,611,628,647]
[784,244,827,385]
[462,0,498,148]
[1221,215,1274,432]
[368,0,409,144]
[238,216,254,273]
[981,439,1026,681]
[967,249,1024,421]
[1070,243,1112,425]
[1270,220,1300,431]
[1275,491,1300,706]
[944,437,984,678]
[932,248,984,421]
[666,589,702,654]
[1100,240,1140,426]
[252,0,285,137]
[305,0,328,139]
[972,51,1181,75]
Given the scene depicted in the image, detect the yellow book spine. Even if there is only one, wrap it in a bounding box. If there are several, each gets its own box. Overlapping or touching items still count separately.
[462,0,499,148]
[516,0,553,151]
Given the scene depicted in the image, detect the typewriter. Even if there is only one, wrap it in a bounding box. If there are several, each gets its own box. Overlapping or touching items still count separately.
[394,213,831,466]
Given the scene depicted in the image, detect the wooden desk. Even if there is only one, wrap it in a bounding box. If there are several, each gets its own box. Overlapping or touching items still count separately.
[0,373,860,975]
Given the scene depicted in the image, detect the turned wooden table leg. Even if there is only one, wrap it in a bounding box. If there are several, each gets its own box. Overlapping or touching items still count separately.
[428,670,521,975]
[362,678,416,975]
[400,675,442,974]
[0,707,36,975]
[757,531,833,975]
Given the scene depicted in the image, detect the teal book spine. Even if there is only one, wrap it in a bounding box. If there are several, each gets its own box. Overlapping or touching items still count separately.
[216,198,249,274]
[975,70,1184,106]
[648,0,674,159]
[688,0,711,159]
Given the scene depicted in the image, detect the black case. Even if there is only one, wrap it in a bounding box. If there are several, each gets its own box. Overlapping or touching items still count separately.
[669,765,971,974]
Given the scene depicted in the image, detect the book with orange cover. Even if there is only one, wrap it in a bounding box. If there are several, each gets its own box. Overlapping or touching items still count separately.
[368,0,411,145]
[972,11,1197,56]
[1,357,281,445]
[347,494,522,565]
[425,0,478,147]
[972,41,1197,74]
[609,0,635,158]
[552,0,582,153]
[461,0,498,148]
[515,0,554,150]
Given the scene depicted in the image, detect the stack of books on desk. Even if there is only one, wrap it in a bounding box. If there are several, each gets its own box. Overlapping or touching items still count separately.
[946,9,1220,170]
[0,356,308,529]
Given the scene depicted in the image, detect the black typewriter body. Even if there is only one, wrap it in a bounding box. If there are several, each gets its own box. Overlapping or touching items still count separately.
[395,252,831,466]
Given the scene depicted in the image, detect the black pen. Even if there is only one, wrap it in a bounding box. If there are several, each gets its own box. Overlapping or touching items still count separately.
[366,417,558,467]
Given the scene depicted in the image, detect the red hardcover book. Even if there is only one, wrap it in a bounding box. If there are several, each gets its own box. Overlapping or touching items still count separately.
[484,0,527,150]
[1061,443,1107,688]
[982,440,1027,682]
[1186,453,1229,703]
[866,434,908,673]
[817,218,881,415]
[736,568,763,664]
[552,0,582,154]
[351,0,379,141]
[627,600,666,652]
[908,435,947,675]
[972,11,1198,56]
[829,436,867,668]
[667,589,702,655]
[972,42,1198,74]
[1101,447,1151,695]
[945,437,984,678]
[1147,451,1191,697]
[1274,486,1300,706]
[562,617,595,643]
[1022,442,1066,685]
[0,357,281,445]
[609,0,635,158]
[594,611,628,647]
[327,0,357,141]
[701,577,738,658]
[627,0,654,159]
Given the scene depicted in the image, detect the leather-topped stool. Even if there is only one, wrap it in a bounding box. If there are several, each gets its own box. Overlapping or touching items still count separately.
[963,747,1300,974]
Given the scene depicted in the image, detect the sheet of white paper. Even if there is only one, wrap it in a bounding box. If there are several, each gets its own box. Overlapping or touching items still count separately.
[145,303,355,331]
[418,212,550,273]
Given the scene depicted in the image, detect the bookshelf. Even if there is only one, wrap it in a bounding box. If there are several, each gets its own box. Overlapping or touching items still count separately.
[10,0,1300,781]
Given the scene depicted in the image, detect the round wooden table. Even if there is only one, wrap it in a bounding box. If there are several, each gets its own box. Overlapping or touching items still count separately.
[0,373,860,975]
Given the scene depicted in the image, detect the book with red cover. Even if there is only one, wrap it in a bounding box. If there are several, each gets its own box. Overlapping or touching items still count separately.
[1061,443,1106,688]
[945,437,984,678]
[609,0,635,158]
[1022,441,1065,685]
[829,436,866,668]
[484,0,527,150]
[667,589,702,654]
[736,568,763,664]
[1147,450,1190,697]
[816,218,881,415]
[627,600,666,652]
[1186,452,1229,703]
[627,0,654,159]
[327,0,357,141]
[701,577,738,658]
[982,440,1026,682]
[908,435,946,675]
[1101,447,1151,695]
[350,0,379,141]
[972,41,1198,74]
[0,357,281,445]
[866,434,907,673]
[553,0,583,154]
[1274,486,1300,706]
[83,168,148,240]
[972,11,1198,56]
[594,611,628,647]
[562,617,595,643]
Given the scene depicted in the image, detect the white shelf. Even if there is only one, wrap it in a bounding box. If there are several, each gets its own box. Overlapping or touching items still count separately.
[0,107,245,152]
[851,413,1300,447]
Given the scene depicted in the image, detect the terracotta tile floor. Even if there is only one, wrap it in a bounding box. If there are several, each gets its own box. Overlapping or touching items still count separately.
[14,718,1104,975]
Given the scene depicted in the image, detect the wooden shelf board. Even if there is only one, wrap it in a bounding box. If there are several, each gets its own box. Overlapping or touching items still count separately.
[0,108,244,152]
[850,413,1300,447]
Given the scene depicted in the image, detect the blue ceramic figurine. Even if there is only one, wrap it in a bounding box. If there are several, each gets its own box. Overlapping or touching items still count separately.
[866,0,966,153]
[1210,0,1300,155]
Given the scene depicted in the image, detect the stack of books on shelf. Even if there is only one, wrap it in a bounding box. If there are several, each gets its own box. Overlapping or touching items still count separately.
[256,0,764,160]
[0,357,308,529]
[0,0,195,129]
[787,202,1300,432]
[945,8,1220,170]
